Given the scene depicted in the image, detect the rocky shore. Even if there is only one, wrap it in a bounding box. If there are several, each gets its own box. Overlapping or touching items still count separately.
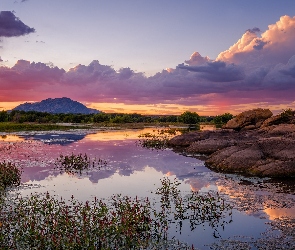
[168,108,295,177]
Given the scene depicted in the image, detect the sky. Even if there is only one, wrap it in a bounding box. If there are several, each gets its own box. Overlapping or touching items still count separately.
[1,0,295,115]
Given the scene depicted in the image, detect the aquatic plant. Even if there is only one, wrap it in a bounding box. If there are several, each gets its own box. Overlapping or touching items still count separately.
[0,161,22,189]
[55,153,107,175]
[138,128,179,150]
[0,177,232,249]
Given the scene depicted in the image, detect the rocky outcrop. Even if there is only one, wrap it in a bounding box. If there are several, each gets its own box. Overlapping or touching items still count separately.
[223,108,272,130]
[168,109,295,178]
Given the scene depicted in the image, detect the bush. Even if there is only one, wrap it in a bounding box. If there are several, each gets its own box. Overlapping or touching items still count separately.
[0,161,22,189]
[178,111,200,124]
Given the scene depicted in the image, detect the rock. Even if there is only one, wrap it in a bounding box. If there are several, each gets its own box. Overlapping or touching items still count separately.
[205,144,264,174]
[224,108,273,130]
[261,112,295,128]
[187,138,236,154]
[204,137,295,177]
[186,130,238,154]
[168,108,295,177]
[167,131,211,147]
[260,124,295,136]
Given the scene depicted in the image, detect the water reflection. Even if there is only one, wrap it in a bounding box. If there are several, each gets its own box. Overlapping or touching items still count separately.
[18,133,87,145]
[1,128,294,249]
[200,124,216,131]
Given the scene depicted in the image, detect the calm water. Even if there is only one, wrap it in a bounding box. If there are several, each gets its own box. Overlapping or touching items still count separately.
[1,128,294,249]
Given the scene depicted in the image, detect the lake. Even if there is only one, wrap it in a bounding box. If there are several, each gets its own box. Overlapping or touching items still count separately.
[1,128,294,249]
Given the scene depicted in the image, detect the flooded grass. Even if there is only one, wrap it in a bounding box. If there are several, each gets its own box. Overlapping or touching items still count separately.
[0,129,295,249]
[137,128,180,150]
[0,161,22,189]
[0,122,88,132]
[55,153,108,175]
[0,178,232,249]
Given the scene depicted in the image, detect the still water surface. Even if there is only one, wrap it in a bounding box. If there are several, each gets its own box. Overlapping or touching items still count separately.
[1,128,294,249]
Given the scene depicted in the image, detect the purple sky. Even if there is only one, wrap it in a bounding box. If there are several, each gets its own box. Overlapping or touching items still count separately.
[1,0,295,115]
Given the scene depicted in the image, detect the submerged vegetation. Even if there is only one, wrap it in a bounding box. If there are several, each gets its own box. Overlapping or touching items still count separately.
[0,177,232,249]
[0,161,22,190]
[55,153,108,175]
[138,128,180,150]
[0,154,232,249]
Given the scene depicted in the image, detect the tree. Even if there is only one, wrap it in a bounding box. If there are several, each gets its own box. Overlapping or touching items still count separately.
[178,111,200,124]
[0,111,8,122]
[213,113,233,125]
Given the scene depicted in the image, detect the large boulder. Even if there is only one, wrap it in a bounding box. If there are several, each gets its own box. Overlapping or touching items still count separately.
[224,108,273,130]
[167,131,211,147]
[167,108,295,177]
[205,137,295,177]
[261,110,295,128]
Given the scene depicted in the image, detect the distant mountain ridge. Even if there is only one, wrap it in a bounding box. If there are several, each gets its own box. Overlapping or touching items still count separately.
[13,97,100,114]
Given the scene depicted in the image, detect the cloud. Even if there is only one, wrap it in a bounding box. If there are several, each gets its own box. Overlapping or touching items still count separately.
[178,61,245,82]
[184,52,210,66]
[253,39,268,50]
[217,15,295,68]
[0,11,35,37]
[0,15,295,114]
[246,27,261,33]
[0,57,3,62]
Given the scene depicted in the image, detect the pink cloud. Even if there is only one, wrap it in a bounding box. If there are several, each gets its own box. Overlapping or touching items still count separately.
[0,15,295,113]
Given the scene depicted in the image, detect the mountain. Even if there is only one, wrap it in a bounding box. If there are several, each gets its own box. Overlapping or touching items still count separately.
[13,97,100,114]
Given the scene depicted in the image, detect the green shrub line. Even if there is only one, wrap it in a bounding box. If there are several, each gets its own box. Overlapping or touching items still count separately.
[0,122,89,132]
[0,154,233,249]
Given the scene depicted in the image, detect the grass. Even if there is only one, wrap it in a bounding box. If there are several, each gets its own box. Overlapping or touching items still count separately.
[55,153,108,175]
[0,121,192,132]
[0,146,232,249]
[0,161,22,189]
[137,128,186,150]
[0,122,90,132]
[0,177,232,249]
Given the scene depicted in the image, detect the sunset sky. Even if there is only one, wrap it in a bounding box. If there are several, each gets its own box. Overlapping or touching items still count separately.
[1,0,295,115]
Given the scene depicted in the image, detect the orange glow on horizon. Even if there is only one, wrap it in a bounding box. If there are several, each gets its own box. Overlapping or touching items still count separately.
[86,102,228,116]
[1,100,295,116]
[0,102,27,111]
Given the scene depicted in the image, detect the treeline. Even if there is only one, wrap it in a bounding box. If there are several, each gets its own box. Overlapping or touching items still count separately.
[0,110,233,125]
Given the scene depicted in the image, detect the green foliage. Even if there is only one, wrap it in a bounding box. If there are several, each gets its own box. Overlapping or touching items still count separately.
[280,108,294,122]
[138,128,179,150]
[213,113,234,125]
[0,111,8,122]
[0,178,232,249]
[178,111,200,124]
[0,161,22,189]
[55,153,107,175]
[0,122,84,132]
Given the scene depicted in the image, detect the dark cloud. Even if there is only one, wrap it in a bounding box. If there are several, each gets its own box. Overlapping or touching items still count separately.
[246,27,261,33]
[279,56,295,78]
[118,67,134,80]
[0,11,35,37]
[0,56,3,62]
[178,61,245,82]
[253,39,268,50]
